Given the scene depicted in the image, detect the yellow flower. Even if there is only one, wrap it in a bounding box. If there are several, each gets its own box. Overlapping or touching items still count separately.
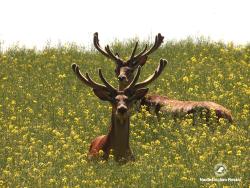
[48,178,56,184]
[191,56,197,63]
[183,76,189,83]
[26,107,34,114]
[181,176,188,181]
[188,87,193,92]
[153,129,158,133]
[11,100,16,105]
[10,116,16,121]
[144,153,149,157]
[98,150,104,156]
[236,150,241,156]
[199,155,206,161]
[155,140,161,145]
[58,74,66,79]
[74,117,80,124]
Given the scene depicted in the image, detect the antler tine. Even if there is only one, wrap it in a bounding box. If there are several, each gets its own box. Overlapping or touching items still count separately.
[72,63,109,91]
[72,63,91,87]
[124,66,141,91]
[105,45,120,61]
[85,73,107,89]
[128,33,164,64]
[133,59,167,90]
[93,32,120,62]
[98,69,116,93]
[142,33,164,57]
[93,32,109,58]
[130,42,138,59]
[133,44,148,59]
[72,63,77,72]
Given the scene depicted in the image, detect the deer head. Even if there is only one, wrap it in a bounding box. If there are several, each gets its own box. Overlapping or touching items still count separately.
[71,61,166,161]
[93,32,164,89]
[71,62,166,116]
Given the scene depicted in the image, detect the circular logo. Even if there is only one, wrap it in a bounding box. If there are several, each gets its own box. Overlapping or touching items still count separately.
[214,163,227,177]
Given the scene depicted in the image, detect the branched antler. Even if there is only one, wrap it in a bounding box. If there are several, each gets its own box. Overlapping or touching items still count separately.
[125,59,167,92]
[128,33,164,65]
[72,63,116,93]
[93,32,122,63]
[72,58,167,94]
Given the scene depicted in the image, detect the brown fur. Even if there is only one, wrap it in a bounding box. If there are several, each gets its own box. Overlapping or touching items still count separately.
[141,95,233,122]
[88,135,108,159]
[87,95,135,162]
[88,124,134,162]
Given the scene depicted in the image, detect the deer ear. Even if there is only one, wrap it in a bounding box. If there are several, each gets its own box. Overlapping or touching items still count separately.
[93,89,113,101]
[137,56,148,67]
[129,88,149,101]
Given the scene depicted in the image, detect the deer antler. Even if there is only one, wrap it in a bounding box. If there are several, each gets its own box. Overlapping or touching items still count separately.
[124,66,141,90]
[72,63,116,93]
[98,69,116,92]
[93,32,122,63]
[125,59,167,92]
[128,33,164,65]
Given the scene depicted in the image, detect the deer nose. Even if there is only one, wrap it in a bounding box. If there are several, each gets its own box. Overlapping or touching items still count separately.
[117,105,128,114]
[118,75,126,81]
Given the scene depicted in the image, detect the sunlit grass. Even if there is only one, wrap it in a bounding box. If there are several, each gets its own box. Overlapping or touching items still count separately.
[0,39,249,187]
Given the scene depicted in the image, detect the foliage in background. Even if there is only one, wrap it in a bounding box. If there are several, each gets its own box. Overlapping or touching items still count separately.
[0,39,249,187]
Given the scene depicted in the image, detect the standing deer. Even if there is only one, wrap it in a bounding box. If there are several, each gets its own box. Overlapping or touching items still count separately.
[93,32,233,123]
[71,60,166,162]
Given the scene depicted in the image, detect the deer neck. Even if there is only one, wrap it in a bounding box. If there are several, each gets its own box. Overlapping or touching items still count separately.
[108,108,130,160]
[118,83,127,91]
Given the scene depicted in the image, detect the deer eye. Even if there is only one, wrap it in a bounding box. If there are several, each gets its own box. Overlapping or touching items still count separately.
[125,69,132,76]
[123,97,129,102]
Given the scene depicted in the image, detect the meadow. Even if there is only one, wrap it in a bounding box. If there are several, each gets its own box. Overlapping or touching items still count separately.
[0,38,249,187]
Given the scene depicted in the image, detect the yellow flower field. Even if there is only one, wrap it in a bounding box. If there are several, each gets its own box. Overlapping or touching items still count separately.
[0,39,249,187]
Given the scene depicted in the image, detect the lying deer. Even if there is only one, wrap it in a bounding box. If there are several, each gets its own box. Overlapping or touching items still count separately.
[93,32,233,123]
[141,95,233,123]
[71,60,165,162]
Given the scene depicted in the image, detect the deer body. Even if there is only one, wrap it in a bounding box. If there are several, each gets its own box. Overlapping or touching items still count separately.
[72,62,162,162]
[141,95,233,122]
[88,107,133,161]
[88,135,108,158]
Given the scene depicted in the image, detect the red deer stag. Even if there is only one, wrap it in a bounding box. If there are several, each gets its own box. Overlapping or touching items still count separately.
[71,60,166,162]
[93,32,165,90]
[93,32,233,123]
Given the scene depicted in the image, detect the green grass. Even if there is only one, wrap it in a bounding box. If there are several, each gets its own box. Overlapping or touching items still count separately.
[0,39,249,187]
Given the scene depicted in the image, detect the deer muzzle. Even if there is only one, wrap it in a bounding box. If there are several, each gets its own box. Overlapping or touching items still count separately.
[118,75,127,82]
[117,105,128,114]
